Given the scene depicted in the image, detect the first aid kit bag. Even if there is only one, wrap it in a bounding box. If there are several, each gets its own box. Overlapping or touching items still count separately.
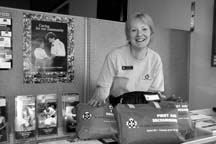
[114,101,185,144]
[76,103,117,140]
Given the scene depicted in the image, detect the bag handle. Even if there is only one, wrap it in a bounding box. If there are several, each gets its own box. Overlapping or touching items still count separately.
[152,101,161,109]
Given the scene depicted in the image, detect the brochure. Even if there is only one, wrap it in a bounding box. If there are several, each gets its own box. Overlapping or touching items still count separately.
[37,94,57,136]
[14,95,36,140]
[62,93,79,133]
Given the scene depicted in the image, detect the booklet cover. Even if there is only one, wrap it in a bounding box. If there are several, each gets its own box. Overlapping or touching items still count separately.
[37,94,57,136]
[195,119,216,135]
[62,93,79,133]
[14,95,36,140]
[0,96,7,142]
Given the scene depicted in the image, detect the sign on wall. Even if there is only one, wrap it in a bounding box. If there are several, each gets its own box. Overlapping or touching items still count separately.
[23,13,75,83]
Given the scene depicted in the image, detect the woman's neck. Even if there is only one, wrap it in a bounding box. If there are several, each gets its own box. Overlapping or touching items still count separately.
[130,45,148,60]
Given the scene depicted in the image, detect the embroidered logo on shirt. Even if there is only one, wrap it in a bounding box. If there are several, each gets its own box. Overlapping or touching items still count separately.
[143,74,152,80]
[122,66,133,70]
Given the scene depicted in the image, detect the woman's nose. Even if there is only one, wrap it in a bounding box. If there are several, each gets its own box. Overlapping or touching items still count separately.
[137,29,143,36]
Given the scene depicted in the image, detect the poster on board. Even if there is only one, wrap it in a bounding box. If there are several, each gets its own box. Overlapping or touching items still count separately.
[23,13,74,83]
[0,96,7,143]
[37,94,57,136]
[62,93,79,133]
[14,95,36,140]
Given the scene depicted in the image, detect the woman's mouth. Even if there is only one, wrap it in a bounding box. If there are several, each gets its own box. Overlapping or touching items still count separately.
[135,37,146,42]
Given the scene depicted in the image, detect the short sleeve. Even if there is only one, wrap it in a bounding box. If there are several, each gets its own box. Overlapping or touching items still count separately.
[96,53,116,88]
[149,56,164,92]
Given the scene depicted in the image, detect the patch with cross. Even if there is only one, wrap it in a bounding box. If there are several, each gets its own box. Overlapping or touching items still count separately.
[82,111,92,120]
[126,118,137,128]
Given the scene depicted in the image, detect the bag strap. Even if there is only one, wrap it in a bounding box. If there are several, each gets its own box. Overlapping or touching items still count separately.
[152,101,161,109]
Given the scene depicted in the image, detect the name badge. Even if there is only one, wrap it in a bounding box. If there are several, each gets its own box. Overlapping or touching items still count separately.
[144,94,160,101]
[122,66,133,70]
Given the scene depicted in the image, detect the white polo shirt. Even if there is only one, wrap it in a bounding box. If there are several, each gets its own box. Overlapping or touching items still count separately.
[96,44,164,97]
[51,39,66,56]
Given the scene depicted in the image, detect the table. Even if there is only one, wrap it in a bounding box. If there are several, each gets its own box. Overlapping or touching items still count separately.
[182,108,216,144]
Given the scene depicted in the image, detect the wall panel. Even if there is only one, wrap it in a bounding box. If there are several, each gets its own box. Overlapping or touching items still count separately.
[0,6,85,142]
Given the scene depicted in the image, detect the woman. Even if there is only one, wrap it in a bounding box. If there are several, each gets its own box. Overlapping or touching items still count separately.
[89,12,164,107]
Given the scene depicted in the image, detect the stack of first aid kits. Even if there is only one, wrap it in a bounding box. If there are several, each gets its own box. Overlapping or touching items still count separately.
[76,93,194,144]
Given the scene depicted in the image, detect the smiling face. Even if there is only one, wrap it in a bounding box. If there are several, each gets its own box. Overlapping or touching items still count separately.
[128,18,151,49]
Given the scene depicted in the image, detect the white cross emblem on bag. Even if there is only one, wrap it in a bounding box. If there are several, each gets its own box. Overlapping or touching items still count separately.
[82,112,92,120]
[126,118,137,128]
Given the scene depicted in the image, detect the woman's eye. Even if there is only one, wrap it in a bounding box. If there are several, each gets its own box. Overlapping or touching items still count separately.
[131,29,136,32]
[142,28,147,31]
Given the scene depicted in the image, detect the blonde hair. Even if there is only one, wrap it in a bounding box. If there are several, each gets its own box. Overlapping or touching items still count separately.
[125,12,155,43]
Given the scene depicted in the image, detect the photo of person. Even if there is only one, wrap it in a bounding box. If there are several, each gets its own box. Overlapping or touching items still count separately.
[43,104,57,126]
[37,94,57,136]
[33,38,51,72]
[19,106,34,131]
[15,95,36,139]
[45,32,67,71]
[31,20,67,73]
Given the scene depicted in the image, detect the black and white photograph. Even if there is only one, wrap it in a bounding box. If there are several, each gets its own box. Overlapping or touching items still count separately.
[0,0,216,144]
[37,94,57,136]
[23,13,74,83]
[31,20,67,72]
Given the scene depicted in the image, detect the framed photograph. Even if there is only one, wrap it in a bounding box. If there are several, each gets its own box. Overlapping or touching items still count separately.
[0,96,8,143]
[37,94,57,136]
[23,13,74,83]
[0,16,12,70]
[62,93,79,133]
[14,95,36,140]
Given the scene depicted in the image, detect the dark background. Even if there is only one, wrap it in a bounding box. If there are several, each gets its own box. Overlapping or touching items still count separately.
[0,0,127,22]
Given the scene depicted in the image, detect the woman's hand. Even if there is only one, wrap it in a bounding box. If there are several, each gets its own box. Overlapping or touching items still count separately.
[88,95,106,107]
[88,87,109,107]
